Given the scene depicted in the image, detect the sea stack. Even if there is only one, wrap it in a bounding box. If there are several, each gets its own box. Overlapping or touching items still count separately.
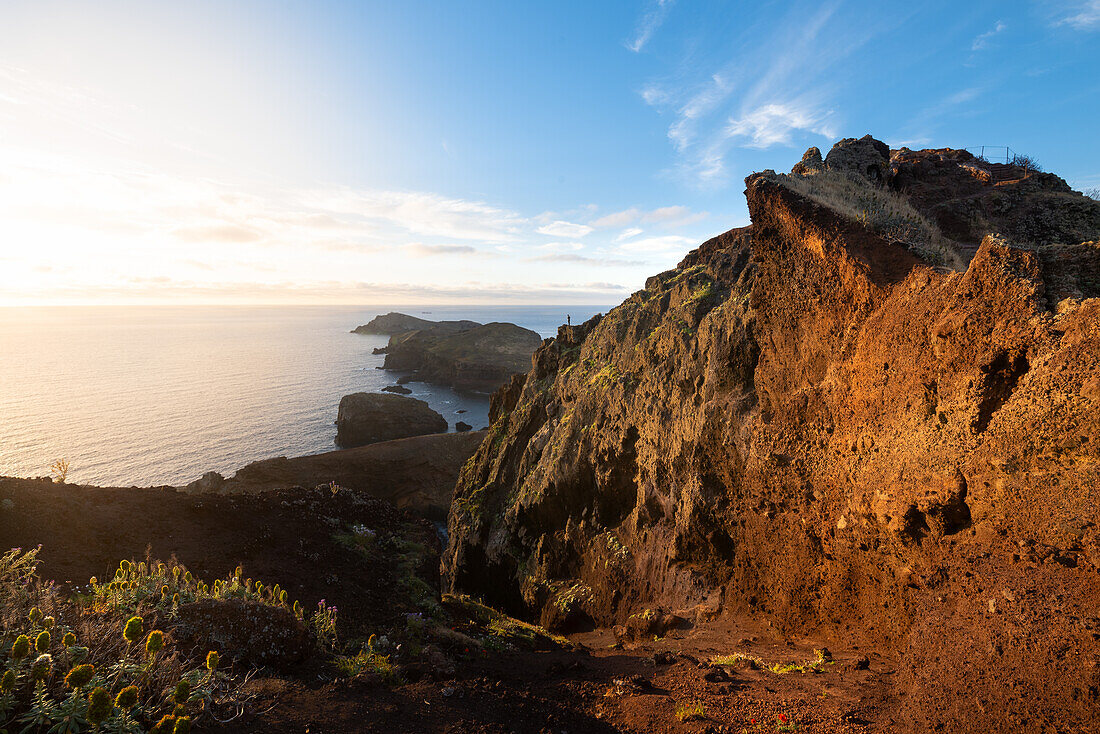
[335,392,448,448]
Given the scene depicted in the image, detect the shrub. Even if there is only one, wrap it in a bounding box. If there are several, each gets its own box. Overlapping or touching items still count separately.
[123,616,144,644]
[1011,152,1042,172]
[675,701,705,722]
[146,630,165,657]
[87,686,113,726]
[115,685,139,710]
[64,663,95,689]
[49,458,70,484]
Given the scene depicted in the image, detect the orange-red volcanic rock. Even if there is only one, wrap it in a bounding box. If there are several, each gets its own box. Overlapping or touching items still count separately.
[443,138,1100,732]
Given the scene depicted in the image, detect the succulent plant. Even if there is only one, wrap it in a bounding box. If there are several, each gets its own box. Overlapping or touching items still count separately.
[279,589,288,605]
[87,686,113,725]
[172,593,180,606]
[31,653,53,680]
[172,566,181,580]
[146,630,165,656]
[234,566,243,579]
[28,606,42,625]
[205,650,220,672]
[42,616,55,629]
[183,571,193,585]
[174,715,192,733]
[89,576,97,585]
[123,615,144,643]
[152,714,177,733]
[64,663,94,689]
[34,629,50,653]
[115,685,139,710]
[138,561,147,575]
[0,669,15,693]
[62,631,76,647]
[173,680,191,704]
[12,634,30,659]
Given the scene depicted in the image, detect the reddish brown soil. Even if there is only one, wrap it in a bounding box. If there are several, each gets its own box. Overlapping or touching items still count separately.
[2,474,901,732]
[207,620,897,734]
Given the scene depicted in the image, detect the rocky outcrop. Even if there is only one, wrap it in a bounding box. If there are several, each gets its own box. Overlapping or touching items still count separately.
[215,431,484,518]
[352,312,479,335]
[443,137,1100,732]
[383,322,543,393]
[335,393,447,448]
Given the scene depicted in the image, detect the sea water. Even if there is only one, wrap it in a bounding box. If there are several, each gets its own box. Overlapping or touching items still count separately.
[0,305,609,487]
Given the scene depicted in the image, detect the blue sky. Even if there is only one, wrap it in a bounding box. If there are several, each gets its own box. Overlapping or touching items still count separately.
[0,0,1097,304]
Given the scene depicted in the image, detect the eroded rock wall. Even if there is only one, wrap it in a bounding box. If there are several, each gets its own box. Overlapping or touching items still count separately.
[443,140,1100,731]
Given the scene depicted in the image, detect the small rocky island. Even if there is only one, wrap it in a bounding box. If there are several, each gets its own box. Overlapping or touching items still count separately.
[335,392,448,448]
[353,312,543,393]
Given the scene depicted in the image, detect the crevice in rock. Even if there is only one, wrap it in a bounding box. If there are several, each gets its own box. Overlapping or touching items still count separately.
[974,350,1030,433]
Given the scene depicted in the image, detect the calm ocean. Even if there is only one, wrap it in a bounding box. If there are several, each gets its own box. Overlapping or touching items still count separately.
[0,305,609,487]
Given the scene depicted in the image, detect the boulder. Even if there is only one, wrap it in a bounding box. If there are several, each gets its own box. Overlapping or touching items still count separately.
[183,471,224,494]
[176,598,309,669]
[790,146,824,175]
[455,421,472,432]
[382,385,412,395]
[335,393,447,448]
[824,134,890,183]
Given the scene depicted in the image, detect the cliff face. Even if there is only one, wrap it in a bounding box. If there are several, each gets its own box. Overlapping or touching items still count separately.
[383,322,544,393]
[443,138,1100,731]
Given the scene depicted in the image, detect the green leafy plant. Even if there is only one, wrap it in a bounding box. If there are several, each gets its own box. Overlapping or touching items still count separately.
[675,701,705,722]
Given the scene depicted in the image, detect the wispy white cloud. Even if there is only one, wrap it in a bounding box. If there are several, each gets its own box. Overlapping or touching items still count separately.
[406,243,495,257]
[591,205,706,228]
[724,103,836,150]
[536,220,594,238]
[628,0,675,53]
[171,224,264,243]
[536,241,584,252]
[1057,0,1100,29]
[526,253,644,267]
[637,0,896,185]
[617,235,694,253]
[971,20,1006,50]
[614,227,644,242]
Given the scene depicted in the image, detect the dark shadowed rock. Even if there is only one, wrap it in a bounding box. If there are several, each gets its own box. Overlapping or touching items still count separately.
[222,431,485,518]
[335,392,447,448]
[382,322,543,392]
[176,598,309,669]
[352,312,480,335]
[382,385,412,394]
[455,421,472,432]
[185,471,224,493]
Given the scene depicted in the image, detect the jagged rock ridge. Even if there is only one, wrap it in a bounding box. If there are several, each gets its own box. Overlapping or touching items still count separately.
[443,137,1100,732]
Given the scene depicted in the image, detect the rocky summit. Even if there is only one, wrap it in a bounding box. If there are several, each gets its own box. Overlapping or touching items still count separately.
[443,137,1100,733]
